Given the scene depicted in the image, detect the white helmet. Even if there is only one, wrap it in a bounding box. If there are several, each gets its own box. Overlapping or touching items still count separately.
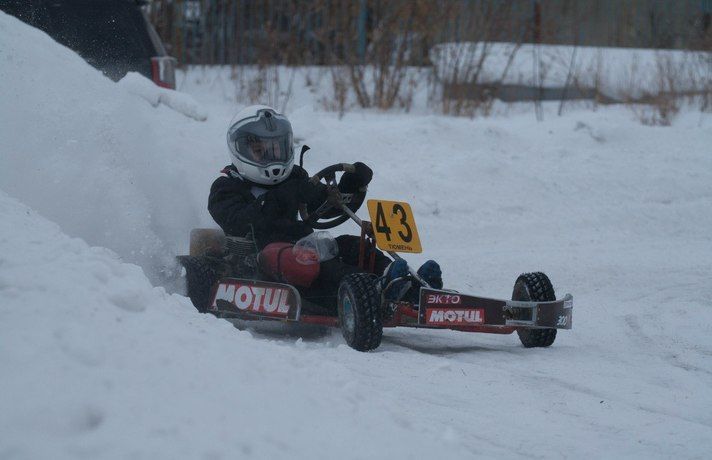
[226,105,295,185]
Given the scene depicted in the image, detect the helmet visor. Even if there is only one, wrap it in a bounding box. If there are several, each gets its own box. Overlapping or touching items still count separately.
[235,133,293,166]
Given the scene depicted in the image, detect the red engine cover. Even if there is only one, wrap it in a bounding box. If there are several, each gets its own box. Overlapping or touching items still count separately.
[258,242,320,287]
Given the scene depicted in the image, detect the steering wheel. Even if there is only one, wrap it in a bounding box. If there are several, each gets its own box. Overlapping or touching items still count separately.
[300,163,367,230]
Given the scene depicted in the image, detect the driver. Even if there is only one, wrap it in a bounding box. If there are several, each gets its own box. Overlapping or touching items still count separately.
[246,135,266,162]
[208,105,442,300]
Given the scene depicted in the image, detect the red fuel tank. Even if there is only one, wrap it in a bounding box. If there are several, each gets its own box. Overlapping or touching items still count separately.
[258,242,320,287]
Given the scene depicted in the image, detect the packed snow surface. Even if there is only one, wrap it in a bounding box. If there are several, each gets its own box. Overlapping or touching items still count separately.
[2,11,712,459]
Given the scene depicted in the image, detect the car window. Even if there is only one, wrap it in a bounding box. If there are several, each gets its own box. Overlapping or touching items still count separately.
[45,0,155,64]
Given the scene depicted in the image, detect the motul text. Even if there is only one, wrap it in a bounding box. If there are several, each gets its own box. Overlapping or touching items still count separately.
[212,283,291,314]
[426,308,484,325]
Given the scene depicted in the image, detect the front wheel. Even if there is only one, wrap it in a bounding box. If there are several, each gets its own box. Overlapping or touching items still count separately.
[512,272,557,348]
[337,273,383,351]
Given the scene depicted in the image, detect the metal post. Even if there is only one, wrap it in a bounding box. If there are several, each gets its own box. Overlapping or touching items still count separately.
[358,0,367,63]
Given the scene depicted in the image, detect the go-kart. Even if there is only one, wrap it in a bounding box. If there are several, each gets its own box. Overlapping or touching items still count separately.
[179,162,573,351]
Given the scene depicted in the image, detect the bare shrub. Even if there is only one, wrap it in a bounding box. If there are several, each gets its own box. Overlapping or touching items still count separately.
[631,97,680,126]
[314,0,449,113]
[321,66,349,118]
[626,52,687,126]
[231,20,300,112]
[697,51,712,112]
[230,64,297,113]
[396,70,421,113]
[428,2,527,117]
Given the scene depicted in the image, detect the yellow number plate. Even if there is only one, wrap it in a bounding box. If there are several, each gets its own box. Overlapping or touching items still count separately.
[366,199,422,253]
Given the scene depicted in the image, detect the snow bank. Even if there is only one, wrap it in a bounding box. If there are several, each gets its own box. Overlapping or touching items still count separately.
[117,72,208,122]
[0,11,221,283]
[430,42,712,100]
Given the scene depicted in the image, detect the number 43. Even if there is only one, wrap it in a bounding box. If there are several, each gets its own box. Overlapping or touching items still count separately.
[375,202,412,243]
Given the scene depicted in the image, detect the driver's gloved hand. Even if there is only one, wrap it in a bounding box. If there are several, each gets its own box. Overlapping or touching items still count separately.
[353,162,373,186]
[339,162,373,193]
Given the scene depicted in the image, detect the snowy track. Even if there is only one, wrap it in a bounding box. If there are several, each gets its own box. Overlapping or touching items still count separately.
[1,11,712,459]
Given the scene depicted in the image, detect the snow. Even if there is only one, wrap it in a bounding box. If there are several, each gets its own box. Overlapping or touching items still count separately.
[117,72,208,122]
[0,12,217,285]
[2,10,712,459]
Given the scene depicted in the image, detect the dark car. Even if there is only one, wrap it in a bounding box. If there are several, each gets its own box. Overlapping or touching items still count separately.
[0,0,176,88]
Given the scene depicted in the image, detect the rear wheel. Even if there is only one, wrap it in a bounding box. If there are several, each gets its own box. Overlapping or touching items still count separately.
[179,256,223,313]
[337,273,383,351]
[512,272,557,348]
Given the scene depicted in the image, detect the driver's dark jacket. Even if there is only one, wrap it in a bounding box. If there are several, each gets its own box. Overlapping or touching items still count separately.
[209,164,369,249]
[208,164,314,249]
[209,164,390,288]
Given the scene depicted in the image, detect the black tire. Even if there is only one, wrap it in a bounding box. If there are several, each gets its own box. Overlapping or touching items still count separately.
[512,272,558,348]
[337,273,383,351]
[179,256,222,313]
